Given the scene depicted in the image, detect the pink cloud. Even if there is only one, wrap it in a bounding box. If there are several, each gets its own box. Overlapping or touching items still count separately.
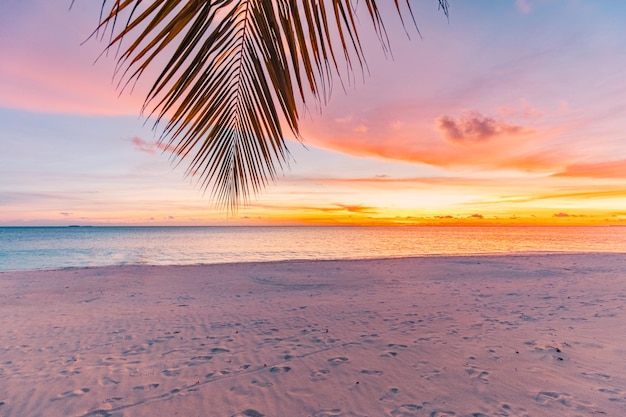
[131,137,178,155]
[155,141,178,154]
[132,137,157,154]
[437,111,530,144]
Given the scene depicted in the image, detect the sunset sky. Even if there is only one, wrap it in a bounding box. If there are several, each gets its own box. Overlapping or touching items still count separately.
[2,0,626,226]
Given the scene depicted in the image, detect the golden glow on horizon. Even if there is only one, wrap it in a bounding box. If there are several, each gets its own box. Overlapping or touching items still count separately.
[5,170,626,226]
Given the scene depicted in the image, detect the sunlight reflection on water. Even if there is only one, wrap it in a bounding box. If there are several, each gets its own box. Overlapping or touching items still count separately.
[1,226,625,271]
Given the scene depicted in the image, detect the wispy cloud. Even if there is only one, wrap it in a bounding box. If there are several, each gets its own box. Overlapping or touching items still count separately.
[131,137,177,155]
[131,137,157,154]
[554,159,626,178]
[334,204,377,214]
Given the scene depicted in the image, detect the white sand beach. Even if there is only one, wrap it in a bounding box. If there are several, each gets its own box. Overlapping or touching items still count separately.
[1,253,625,417]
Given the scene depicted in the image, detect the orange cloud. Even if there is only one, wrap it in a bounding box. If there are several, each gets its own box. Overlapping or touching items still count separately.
[553,159,626,178]
[312,205,377,215]
[251,202,377,215]
[302,108,561,173]
[334,204,376,213]
[480,188,626,206]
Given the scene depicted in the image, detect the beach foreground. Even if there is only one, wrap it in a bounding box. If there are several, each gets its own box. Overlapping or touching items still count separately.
[1,254,625,417]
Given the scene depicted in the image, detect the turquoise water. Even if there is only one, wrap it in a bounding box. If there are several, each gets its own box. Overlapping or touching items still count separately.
[0,226,625,272]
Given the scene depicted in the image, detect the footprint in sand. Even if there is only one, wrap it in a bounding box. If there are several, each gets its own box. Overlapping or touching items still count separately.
[310,369,330,381]
[412,360,442,380]
[312,409,342,417]
[389,404,424,417]
[360,333,380,343]
[163,369,180,377]
[581,371,611,380]
[99,377,119,386]
[185,356,213,366]
[251,379,273,388]
[536,390,598,412]
[423,368,442,380]
[50,388,90,402]
[190,355,214,361]
[60,369,81,376]
[360,369,383,375]
[598,387,623,402]
[535,391,574,407]
[465,367,490,384]
[269,366,291,374]
[379,387,399,401]
[103,397,123,403]
[231,409,264,417]
[428,411,456,417]
[122,345,147,356]
[498,403,513,414]
[387,343,408,349]
[132,383,159,391]
[204,369,231,379]
[327,357,350,366]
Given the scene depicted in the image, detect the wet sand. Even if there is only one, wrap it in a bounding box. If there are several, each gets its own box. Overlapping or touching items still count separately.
[1,253,625,416]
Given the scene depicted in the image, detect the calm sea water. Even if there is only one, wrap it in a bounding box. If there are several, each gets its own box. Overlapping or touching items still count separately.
[0,226,625,272]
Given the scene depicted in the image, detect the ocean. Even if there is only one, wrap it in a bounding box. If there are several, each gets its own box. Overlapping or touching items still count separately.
[1,226,625,272]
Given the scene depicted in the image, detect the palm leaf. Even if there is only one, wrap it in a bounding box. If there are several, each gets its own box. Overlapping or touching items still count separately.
[93,0,449,211]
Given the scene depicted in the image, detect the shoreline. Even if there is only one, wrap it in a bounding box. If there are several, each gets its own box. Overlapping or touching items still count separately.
[3,226,625,273]
[2,250,623,274]
[1,253,625,416]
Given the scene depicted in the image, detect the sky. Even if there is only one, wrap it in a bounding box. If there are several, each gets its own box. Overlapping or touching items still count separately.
[1,0,626,226]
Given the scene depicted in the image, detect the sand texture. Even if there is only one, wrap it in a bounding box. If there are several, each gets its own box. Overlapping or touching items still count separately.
[1,253,625,416]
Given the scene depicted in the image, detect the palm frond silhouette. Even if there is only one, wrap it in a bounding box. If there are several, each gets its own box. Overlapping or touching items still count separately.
[92,0,448,211]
